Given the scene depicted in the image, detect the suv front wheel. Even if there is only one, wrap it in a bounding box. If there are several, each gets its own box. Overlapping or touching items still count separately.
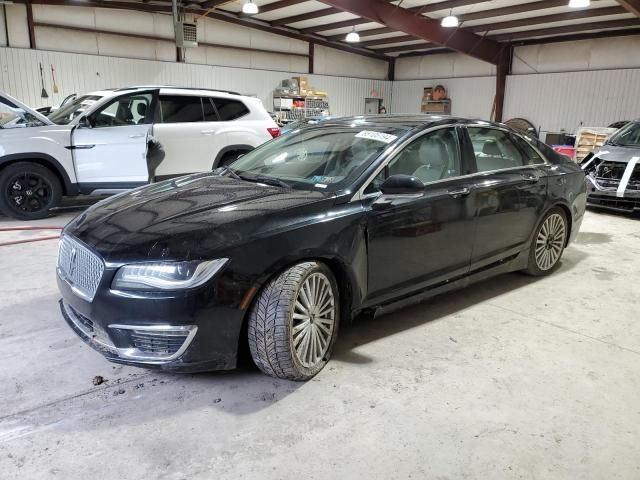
[0,162,62,220]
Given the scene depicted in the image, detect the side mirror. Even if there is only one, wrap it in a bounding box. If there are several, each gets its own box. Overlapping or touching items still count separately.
[78,116,93,129]
[379,174,425,195]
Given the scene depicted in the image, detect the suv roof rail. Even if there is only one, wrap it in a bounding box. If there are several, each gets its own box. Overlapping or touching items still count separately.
[112,86,242,96]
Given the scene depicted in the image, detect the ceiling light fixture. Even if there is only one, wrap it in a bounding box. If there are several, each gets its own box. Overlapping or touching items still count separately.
[568,0,590,7]
[242,0,259,15]
[346,27,360,43]
[441,9,459,28]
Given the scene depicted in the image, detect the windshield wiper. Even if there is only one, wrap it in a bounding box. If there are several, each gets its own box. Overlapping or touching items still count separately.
[243,174,291,189]
[215,166,243,181]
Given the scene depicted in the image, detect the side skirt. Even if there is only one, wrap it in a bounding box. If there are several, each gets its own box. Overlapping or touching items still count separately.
[372,249,529,318]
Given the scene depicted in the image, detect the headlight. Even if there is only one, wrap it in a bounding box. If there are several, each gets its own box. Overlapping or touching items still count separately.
[111,259,228,291]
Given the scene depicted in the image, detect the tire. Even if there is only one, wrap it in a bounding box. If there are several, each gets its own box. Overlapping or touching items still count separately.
[524,207,568,276]
[0,162,62,220]
[248,261,340,381]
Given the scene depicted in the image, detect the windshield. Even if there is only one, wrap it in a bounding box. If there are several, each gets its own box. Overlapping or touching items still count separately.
[607,121,640,147]
[48,95,104,125]
[227,125,408,191]
[0,102,47,129]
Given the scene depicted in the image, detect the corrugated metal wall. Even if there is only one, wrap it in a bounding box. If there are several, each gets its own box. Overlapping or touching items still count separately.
[391,76,496,119]
[504,69,640,133]
[0,47,392,116]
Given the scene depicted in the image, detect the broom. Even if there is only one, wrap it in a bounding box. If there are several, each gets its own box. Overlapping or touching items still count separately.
[51,64,59,94]
[39,63,48,99]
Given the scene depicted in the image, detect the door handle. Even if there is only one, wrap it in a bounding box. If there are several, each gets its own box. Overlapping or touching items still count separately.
[200,130,215,135]
[447,186,471,198]
[129,134,145,139]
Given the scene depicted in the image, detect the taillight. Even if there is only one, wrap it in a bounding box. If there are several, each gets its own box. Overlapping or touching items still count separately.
[267,127,281,138]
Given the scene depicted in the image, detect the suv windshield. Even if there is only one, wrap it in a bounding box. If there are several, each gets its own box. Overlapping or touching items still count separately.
[48,95,104,125]
[227,125,409,191]
[0,101,47,129]
[607,121,640,147]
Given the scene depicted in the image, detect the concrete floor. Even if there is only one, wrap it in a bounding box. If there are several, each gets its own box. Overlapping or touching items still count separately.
[1,203,639,479]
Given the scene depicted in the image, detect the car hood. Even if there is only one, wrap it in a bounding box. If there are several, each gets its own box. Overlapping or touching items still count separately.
[0,91,54,126]
[66,173,332,263]
[596,144,640,163]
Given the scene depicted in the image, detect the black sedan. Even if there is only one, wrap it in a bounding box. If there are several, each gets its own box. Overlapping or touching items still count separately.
[57,115,586,381]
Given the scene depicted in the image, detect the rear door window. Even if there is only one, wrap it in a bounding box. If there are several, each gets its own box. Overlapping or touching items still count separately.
[212,97,249,121]
[160,95,204,123]
[512,135,545,165]
[467,127,527,172]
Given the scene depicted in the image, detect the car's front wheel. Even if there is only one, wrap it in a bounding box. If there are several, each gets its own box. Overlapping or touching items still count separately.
[248,261,339,381]
[0,162,62,220]
[525,207,568,276]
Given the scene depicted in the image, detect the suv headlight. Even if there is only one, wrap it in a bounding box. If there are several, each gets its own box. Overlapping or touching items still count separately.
[111,259,228,291]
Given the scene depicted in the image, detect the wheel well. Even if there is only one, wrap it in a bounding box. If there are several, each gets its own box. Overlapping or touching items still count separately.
[0,158,70,196]
[236,257,354,364]
[213,145,254,168]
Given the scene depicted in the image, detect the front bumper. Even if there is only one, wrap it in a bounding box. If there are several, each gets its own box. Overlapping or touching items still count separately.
[57,268,248,373]
[585,176,640,213]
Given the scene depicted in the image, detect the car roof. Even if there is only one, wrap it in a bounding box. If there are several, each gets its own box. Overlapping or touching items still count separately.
[312,114,503,131]
[84,86,243,98]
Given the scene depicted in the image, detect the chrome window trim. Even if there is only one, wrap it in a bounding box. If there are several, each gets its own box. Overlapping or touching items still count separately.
[352,123,550,202]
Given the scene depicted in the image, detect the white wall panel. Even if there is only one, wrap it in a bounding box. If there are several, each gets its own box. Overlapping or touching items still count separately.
[6,4,30,49]
[513,35,640,74]
[391,76,496,119]
[396,53,496,80]
[503,69,640,133]
[0,8,5,47]
[313,45,388,79]
[0,47,391,117]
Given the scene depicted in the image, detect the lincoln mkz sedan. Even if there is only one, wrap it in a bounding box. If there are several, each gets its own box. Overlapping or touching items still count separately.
[57,115,586,380]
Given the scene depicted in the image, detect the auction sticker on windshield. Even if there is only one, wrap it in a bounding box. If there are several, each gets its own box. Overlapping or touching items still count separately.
[355,130,398,144]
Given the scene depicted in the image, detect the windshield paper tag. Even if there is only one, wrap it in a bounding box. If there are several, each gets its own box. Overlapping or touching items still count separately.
[356,130,397,144]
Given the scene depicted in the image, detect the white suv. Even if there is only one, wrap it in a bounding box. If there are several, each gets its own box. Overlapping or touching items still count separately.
[0,86,280,219]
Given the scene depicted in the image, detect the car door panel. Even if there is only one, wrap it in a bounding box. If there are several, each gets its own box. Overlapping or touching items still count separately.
[365,178,476,304]
[72,91,154,184]
[363,126,476,305]
[470,168,546,268]
[464,126,548,270]
[153,95,227,177]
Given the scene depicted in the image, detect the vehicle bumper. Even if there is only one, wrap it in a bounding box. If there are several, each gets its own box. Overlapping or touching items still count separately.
[585,176,640,213]
[57,272,247,373]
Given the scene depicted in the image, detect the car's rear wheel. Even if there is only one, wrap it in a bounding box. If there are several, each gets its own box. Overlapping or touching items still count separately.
[0,162,62,220]
[248,261,339,381]
[525,207,568,276]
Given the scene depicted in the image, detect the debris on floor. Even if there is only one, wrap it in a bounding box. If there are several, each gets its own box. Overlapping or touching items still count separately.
[92,375,105,386]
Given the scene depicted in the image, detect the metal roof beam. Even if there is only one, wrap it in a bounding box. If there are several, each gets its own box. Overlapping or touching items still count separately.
[23,0,390,60]
[468,6,628,33]
[616,0,640,17]
[491,18,640,41]
[317,0,504,64]
[271,6,342,25]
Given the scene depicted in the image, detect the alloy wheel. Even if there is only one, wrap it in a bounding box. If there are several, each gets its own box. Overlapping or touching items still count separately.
[291,272,336,368]
[6,172,53,214]
[535,213,566,271]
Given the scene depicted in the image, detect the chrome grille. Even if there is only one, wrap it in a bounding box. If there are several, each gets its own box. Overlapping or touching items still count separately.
[57,236,104,302]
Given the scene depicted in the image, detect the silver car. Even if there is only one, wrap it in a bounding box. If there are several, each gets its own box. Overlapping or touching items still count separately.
[582,120,640,213]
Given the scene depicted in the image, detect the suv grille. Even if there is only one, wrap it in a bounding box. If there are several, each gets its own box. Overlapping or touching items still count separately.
[57,236,104,302]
